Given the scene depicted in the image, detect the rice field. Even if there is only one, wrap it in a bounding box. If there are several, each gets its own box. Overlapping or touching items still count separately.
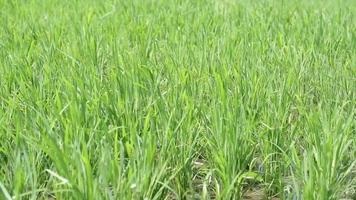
[0,0,355,199]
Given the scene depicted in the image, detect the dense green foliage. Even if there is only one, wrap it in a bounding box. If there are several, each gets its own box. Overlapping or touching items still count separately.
[0,0,355,199]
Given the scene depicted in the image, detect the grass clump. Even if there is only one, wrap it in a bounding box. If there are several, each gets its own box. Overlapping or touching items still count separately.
[0,0,355,199]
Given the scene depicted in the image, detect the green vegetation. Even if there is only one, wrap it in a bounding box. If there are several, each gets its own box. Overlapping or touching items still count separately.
[0,0,355,199]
